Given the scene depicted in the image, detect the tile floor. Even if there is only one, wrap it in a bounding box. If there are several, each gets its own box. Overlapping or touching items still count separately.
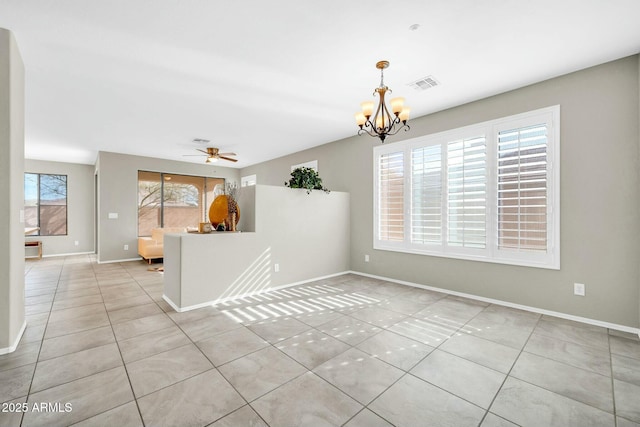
[1,254,639,426]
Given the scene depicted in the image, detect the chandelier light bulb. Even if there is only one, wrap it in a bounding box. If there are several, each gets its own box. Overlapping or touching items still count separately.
[361,101,374,117]
[390,97,405,114]
[399,107,411,122]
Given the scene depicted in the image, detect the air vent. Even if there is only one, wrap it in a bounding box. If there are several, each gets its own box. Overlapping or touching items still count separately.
[408,76,439,91]
[192,138,210,144]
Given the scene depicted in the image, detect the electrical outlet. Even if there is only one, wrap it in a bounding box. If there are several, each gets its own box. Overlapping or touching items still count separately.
[574,282,585,296]
[365,254,370,262]
[274,263,280,272]
[74,241,79,246]
[124,244,129,250]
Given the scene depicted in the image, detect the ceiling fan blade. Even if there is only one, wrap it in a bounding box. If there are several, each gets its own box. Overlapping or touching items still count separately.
[219,156,238,162]
[196,148,210,155]
[218,152,237,156]
[183,154,207,156]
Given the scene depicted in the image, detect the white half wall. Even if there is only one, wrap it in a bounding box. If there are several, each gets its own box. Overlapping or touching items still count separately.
[164,185,350,309]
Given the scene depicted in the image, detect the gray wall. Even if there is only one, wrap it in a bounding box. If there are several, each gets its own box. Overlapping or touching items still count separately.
[24,159,95,256]
[96,151,241,262]
[242,55,640,328]
[0,28,25,351]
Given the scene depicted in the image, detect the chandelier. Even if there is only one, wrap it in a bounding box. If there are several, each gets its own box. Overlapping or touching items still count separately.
[355,60,410,142]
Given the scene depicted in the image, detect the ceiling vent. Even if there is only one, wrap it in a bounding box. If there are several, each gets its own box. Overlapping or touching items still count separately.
[408,76,439,91]
[192,138,210,145]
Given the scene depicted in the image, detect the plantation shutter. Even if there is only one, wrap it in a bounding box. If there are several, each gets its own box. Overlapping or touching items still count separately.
[497,124,548,252]
[447,136,487,248]
[378,151,404,241]
[411,145,442,244]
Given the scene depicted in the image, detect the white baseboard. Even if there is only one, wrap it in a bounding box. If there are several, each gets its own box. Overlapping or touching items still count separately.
[97,257,142,264]
[350,270,640,337]
[42,251,95,258]
[163,270,351,313]
[0,320,27,355]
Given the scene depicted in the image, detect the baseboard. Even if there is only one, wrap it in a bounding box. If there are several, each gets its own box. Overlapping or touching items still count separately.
[350,270,640,337]
[97,257,142,264]
[163,270,351,313]
[42,251,95,258]
[0,320,27,355]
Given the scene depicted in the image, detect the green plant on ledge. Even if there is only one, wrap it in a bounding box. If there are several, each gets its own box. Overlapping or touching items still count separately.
[285,167,330,194]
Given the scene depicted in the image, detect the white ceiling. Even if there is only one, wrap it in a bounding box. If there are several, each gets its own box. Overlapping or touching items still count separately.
[1,1,639,168]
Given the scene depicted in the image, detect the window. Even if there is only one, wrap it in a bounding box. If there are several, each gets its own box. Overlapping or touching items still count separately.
[24,173,68,236]
[374,106,560,269]
[241,174,257,187]
[291,160,318,172]
[137,171,224,236]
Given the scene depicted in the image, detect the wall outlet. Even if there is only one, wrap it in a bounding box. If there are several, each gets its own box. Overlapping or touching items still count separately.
[74,240,79,246]
[124,244,129,250]
[574,282,585,296]
[108,212,118,219]
[365,254,370,262]
[274,263,280,273]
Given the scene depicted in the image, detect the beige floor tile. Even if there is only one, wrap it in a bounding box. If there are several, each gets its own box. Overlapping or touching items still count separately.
[51,294,104,311]
[39,326,115,361]
[0,341,40,372]
[490,377,614,427]
[180,313,244,342]
[277,329,350,370]
[314,348,404,405]
[107,302,164,325]
[31,343,122,393]
[370,374,485,427]
[126,344,213,397]
[197,327,269,367]
[44,311,110,339]
[47,303,106,324]
[510,352,613,412]
[614,379,640,423]
[208,405,268,427]
[118,325,190,363]
[252,372,362,426]
[0,364,35,403]
[411,349,505,409]
[344,409,393,427]
[439,333,520,374]
[219,346,306,401]
[71,401,142,427]
[22,367,133,427]
[0,396,26,427]
[104,294,155,312]
[318,315,381,346]
[524,332,611,376]
[112,313,175,341]
[137,370,244,427]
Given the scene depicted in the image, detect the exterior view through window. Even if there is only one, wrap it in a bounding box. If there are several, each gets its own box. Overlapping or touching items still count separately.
[24,173,68,236]
[137,171,225,236]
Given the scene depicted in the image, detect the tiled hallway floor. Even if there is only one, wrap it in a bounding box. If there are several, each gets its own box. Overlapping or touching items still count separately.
[1,255,640,426]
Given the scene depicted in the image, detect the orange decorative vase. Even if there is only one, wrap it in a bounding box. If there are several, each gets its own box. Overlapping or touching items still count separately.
[208,195,240,228]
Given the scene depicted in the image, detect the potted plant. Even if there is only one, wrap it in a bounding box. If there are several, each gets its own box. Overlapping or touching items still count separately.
[285,167,330,194]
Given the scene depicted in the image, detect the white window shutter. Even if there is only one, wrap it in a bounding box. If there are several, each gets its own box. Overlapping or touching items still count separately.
[497,124,548,252]
[378,151,405,242]
[411,145,442,244]
[447,136,487,249]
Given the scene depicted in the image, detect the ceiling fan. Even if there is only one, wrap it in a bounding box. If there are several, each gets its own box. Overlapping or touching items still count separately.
[184,147,238,163]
